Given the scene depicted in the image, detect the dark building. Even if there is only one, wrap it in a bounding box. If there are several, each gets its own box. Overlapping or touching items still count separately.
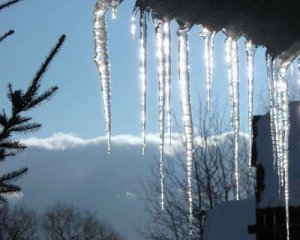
[250,101,300,240]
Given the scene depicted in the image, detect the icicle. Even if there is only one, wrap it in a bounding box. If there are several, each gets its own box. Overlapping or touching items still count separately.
[225,37,240,200]
[131,7,139,42]
[270,56,291,240]
[155,20,166,210]
[231,40,240,201]
[266,54,278,170]
[298,57,300,99]
[278,59,290,240]
[290,62,294,79]
[274,58,286,188]
[225,37,234,126]
[111,0,120,20]
[200,28,216,112]
[139,10,147,155]
[178,24,194,235]
[93,0,112,154]
[163,21,172,145]
[245,40,256,170]
[209,31,216,108]
[272,59,284,187]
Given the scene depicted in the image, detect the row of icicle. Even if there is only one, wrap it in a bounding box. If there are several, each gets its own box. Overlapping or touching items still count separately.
[267,55,291,240]
[93,1,293,238]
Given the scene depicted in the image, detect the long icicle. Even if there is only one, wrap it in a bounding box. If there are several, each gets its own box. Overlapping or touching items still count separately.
[266,54,278,170]
[155,20,166,210]
[94,0,112,154]
[178,25,194,235]
[200,28,216,112]
[298,57,300,99]
[225,37,234,126]
[274,58,285,188]
[278,60,290,240]
[225,37,240,200]
[139,10,147,155]
[231,39,240,200]
[163,21,172,145]
[245,40,256,170]
[273,59,284,187]
[208,31,216,109]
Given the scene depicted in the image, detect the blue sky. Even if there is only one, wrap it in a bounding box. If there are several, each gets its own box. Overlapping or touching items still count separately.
[0,0,271,140]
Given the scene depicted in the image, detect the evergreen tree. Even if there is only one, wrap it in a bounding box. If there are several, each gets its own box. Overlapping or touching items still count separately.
[0,0,66,203]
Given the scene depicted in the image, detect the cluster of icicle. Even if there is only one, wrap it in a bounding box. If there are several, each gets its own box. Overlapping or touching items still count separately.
[93,1,292,238]
[267,54,291,240]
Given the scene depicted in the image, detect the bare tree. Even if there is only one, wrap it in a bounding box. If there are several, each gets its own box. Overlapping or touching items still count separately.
[0,204,40,240]
[139,101,255,240]
[42,203,125,240]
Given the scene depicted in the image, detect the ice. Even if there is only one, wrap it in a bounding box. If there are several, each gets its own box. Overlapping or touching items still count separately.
[178,24,194,234]
[225,37,240,200]
[245,40,256,170]
[93,0,112,154]
[231,40,240,201]
[225,37,234,126]
[278,60,290,240]
[266,54,278,169]
[298,58,300,98]
[163,21,172,145]
[131,7,138,42]
[267,54,291,240]
[155,20,166,210]
[200,28,216,112]
[139,10,147,155]
[111,0,120,19]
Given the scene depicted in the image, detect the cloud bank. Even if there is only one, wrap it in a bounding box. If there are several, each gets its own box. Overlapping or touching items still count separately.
[1,132,249,239]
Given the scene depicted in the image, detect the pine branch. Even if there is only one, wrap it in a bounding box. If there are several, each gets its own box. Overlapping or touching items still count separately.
[0,34,65,204]
[24,86,58,110]
[0,168,28,183]
[0,30,14,43]
[0,141,26,150]
[0,184,21,193]
[0,111,7,126]
[25,35,66,102]
[10,122,41,134]
[0,168,27,203]
[0,0,21,11]
[0,35,66,161]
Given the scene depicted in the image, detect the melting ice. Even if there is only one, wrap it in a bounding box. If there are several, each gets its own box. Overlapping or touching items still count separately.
[225,37,240,200]
[245,40,256,169]
[93,0,113,154]
[200,27,216,112]
[139,10,148,155]
[163,21,172,145]
[178,25,194,234]
[155,20,166,210]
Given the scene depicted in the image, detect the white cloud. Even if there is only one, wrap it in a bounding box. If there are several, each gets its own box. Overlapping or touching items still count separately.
[20,131,249,154]
[20,132,178,155]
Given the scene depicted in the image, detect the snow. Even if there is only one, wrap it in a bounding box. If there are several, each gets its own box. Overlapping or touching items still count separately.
[203,199,255,240]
